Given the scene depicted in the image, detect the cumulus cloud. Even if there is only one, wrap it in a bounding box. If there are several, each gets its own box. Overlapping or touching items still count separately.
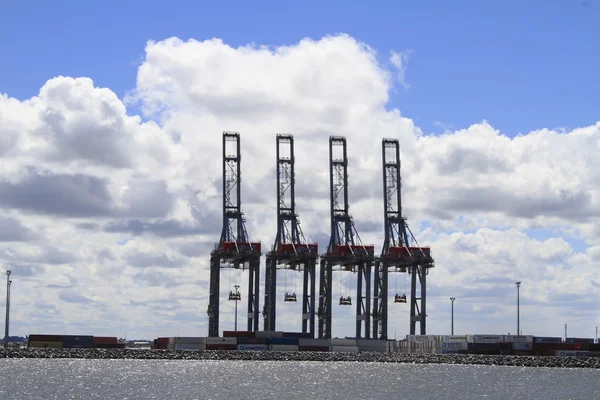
[0,34,598,339]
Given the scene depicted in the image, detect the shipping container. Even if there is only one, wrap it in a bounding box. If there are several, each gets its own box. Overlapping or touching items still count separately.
[93,336,118,345]
[442,335,468,342]
[441,341,468,351]
[270,344,299,351]
[62,335,94,349]
[205,337,237,345]
[468,342,511,354]
[506,335,533,343]
[566,337,595,344]
[555,350,590,357]
[358,345,387,353]
[237,337,268,345]
[269,337,298,345]
[175,344,205,350]
[534,336,563,343]
[95,343,126,349]
[330,338,356,346]
[28,341,62,349]
[255,331,284,338]
[223,331,255,338]
[513,342,533,351]
[237,344,268,351]
[205,344,237,350]
[407,335,438,342]
[472,335,505,343]
[330,346,359,353]
[282,332,312,339]
[299,345,329,352]
[298,338,330,347]
[358,339,388,347]
[28,334,62,343]
[154,337,170,350]
[171,337,206,345]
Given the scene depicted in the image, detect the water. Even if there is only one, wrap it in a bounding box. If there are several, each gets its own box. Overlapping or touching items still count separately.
[1,359,599,399]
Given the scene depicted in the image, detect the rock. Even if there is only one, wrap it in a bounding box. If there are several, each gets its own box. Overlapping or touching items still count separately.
[0,348,598,368]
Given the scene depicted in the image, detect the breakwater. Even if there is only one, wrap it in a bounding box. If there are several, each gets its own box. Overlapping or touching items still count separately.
[1,348,599,369]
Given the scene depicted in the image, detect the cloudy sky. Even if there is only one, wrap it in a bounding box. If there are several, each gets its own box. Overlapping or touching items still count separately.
[0,1,599,340]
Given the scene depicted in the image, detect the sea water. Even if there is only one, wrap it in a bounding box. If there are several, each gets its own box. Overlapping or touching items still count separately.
[1,359,599,399]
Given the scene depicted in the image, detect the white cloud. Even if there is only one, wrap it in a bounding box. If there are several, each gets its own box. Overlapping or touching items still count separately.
[0,34,598,340]
[389,49,413,89]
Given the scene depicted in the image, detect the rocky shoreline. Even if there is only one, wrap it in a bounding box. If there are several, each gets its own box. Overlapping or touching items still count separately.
[1,348,598,369]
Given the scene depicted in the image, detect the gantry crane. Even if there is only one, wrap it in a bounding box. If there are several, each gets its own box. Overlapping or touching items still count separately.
[207,132,261,337]
[318,136,374,339]
[373,138,434,338]
[263,134,318,335]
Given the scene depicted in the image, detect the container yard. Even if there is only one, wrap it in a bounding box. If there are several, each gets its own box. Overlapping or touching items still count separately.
[26,334,125,349]
[151,331,600,358]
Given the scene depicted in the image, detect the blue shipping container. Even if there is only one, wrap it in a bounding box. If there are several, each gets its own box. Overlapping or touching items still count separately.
[566,338,594,344]
[269,337,299,345]
[62,335,94,348]
[535,337,563,343]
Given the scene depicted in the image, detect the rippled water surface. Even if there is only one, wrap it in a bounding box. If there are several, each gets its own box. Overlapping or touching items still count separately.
[1,359,599,399]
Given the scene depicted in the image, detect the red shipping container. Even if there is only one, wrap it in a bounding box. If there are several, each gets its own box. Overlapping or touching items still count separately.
[205,344,237,351]
[93,336,119,345]
[28,334,62,343]
[299,346,329,352]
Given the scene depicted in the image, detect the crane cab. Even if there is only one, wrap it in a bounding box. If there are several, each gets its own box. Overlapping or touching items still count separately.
[228,291,241,301]
[339,296,352,306]
[284,292,297,302]
[394,293,407,303]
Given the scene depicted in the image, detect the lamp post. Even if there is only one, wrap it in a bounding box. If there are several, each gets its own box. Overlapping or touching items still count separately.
[4,270,11,348]
[515,281,521,335]
[450,297,456,335]
[233,285,240,332]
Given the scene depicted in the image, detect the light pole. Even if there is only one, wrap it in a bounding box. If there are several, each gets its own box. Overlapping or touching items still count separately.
[515,281,521,335]
[233,284,240,331]
[4,270,11,348]
[450,297,455,335]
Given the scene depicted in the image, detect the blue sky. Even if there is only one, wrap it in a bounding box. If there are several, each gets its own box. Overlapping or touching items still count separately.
[1,0,598,136]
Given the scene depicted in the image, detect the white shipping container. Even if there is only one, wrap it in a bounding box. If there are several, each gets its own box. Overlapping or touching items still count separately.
[472,335,505,343]
[441,341,468,351]
[513,342,532,351]
[505,335,533,343]
[358,339,388,347]
[443,335,468,342]
[270,344,299,352]
[407,335,438,342]
[358,345,387,353]
[173,337,206,345]
[237,344,268,351]
[205,337,237,345]
[299,338,330,347]
[330,338,357,346]
[330,346,359,353]
[175,344,205,350]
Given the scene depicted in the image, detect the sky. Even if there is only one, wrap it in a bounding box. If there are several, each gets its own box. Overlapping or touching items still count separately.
[0,0,598,340]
